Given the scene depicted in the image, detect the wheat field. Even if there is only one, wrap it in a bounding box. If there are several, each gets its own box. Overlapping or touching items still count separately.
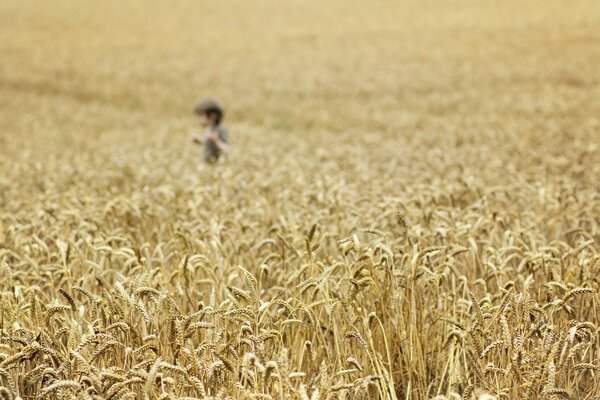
[0,0,599,399]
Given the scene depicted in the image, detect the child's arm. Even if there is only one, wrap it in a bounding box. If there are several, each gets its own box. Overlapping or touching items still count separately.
[191,133,203,145]
[207,131,230,154]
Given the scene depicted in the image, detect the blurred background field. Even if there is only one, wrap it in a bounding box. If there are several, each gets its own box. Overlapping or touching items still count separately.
[2,0,599,140]
[0,1,599,399]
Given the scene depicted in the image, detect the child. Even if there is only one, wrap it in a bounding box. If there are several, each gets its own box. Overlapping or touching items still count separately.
[191,99,229,163]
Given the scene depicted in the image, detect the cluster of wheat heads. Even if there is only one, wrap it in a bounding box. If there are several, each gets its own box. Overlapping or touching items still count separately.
[0,133,598,400]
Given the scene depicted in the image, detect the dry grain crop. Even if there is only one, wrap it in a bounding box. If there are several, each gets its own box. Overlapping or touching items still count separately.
[0,0,599,399]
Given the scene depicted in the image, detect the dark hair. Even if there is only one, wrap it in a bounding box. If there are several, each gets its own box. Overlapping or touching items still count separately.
[194,99,224,124]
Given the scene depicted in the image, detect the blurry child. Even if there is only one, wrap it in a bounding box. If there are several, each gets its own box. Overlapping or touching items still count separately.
[191,99,229,163]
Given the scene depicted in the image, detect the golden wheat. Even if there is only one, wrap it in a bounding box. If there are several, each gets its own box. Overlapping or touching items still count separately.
[0,0,599,399]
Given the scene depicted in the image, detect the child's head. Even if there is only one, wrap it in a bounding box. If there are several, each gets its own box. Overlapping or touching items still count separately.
[194,99,223,127]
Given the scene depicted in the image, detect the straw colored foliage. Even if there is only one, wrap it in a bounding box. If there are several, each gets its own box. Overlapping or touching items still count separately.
[0,0,599,399]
